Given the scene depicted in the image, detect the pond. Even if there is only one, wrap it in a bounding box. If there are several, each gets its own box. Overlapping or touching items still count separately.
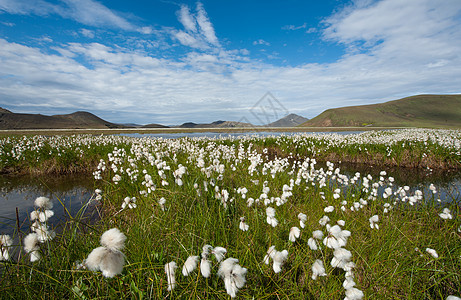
[0,173,95,235]
[118,130,367,139]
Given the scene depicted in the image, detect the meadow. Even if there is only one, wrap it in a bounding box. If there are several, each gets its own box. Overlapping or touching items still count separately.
[0,129,460,299]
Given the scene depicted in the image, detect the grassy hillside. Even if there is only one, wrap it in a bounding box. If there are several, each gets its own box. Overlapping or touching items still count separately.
[0,110,126,129]
[301,94,461,128]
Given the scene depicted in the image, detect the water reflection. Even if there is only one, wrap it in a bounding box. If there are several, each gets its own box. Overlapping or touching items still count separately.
[0,174,94,234]
[119,131,365,139]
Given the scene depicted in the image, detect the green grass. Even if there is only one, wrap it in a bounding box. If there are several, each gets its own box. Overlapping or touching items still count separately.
[0,130,460,299]
[302,94,461,128]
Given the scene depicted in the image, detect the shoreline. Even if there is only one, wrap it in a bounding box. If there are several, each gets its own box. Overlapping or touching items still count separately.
[0,126,410,135]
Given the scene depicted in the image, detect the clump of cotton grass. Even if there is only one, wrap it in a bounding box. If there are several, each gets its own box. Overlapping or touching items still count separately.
[200,244,213,278]
[289,227,300,242]
[369,215,379,229]
[29,196,55,243]
[345,287,364,300]
[212,246,227,262]
[121,197,137,209]
[298,213,307,228]
[324,206,334,213]
[0,235,12,261]
[323,225,351,249]
[158,197,166,211]
[239,217,249,231]
[217,257,247,298]
[24,233,41,262]
[263,245,288,273]
[84,228,127,278]
[165,261,177,291]
[311,259,327,280]
[34,196,53,210]
[182,255,199,276]
[426,248,439,259]
[266,207,278,227]
[439,208,453,220]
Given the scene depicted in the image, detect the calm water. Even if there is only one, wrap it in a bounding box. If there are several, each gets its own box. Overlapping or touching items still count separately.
[0,174,94,234]
[119,130,366,139]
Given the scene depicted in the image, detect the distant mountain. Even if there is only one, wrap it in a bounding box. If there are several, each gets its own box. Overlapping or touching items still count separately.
[301,94,461,128]
[266,113,308,127]
[0,109,127,130]
[141,123,170,128]
[177,120,253,128]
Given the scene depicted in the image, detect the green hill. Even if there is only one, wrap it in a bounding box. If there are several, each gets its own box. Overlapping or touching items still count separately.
[301,94,461,128]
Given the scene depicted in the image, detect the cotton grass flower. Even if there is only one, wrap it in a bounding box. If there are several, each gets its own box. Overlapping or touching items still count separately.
[212,246,227,262]
[288,227,300,242]
[272,249,288,273]
[324,206,334,213]
[345,287,364,300]
[369,215,379,229]
[34,196,53,210]
[158,197,166,211]
[298,213,307,228]
[426,248,439,259]
[165,261,177,291]
[311,259,327,280]
[0,235,12,261]
[263,245,276,265]
[24,233,40,262]
[217,258,247,298]
[121,197,137,209]
[439,208,453,220]
[239,217,249,231]
[85,228,126,278]
[182,255,199,276]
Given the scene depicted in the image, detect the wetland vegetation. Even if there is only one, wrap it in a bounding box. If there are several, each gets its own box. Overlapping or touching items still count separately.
[0,129,460,299]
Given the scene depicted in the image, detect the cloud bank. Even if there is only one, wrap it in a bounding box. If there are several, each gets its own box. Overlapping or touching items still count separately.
[0,0,460,124]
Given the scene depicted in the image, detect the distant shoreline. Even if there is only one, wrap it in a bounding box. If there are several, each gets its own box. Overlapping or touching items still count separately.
[0,126,410,135]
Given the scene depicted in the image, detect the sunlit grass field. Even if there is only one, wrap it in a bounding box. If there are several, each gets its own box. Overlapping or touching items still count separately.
[0,129,460,299]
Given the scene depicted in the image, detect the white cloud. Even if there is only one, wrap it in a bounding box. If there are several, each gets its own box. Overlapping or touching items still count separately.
[195,2,219,46]
[0,0,59,15]
[253,39,270,46]
[0,0,148,33]
[80,28,95,38]
[172,2,220,49]
[178,5,197,33]
[282,23,307,31]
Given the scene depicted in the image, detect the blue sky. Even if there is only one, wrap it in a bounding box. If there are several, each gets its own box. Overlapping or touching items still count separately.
[0,0,460,125]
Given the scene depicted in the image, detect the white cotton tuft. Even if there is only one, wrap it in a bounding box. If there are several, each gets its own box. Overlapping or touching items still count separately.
[212,246,227,262]
[289,227,300,242]
[100,228,126,252]
[311,259,327,280]
[308,237,319,250]
[0,235,12,261]
[345,287,364,299]
[272,250,288,273]
[312,230,324,240]
[218,258,247,298]
[182,255,199,276]
[34,196,53,209]
[426,248,439,258]
[439,208,453,220]
[85,246,125,278]
[200,258,211,278]
[201,244,213,259]
[239,217,249,231]
[24,233,40,262]
[165,261,177,291]
[324,206,334,213]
